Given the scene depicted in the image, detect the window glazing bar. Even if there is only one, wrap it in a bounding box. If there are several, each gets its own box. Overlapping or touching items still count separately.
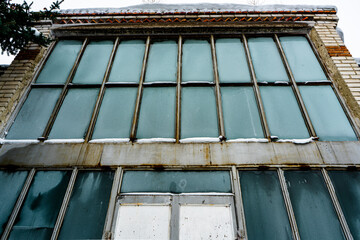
[1,168,36,240]
[176,36,182,143]
[242,34,270,139]
[170,195,180,240]
[231,166,247,240]
[321,169,353,240]
[274,34,318,139]
[130,36,151,141]
[85,37,120,142]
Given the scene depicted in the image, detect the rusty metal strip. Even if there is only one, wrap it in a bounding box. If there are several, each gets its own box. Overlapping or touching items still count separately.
[231,166,247,240]
[210,35,225,140]
[321,169,353,240]
[130,36,151,141]
[85,38,120,142]
[1,168,35,240]
[176,36,182,143]
[242,34,270,140]
[274,34,317,139]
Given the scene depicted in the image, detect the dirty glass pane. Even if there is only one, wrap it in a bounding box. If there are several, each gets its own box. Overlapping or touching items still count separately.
[329,171,360,239]
[145,40,177,82]
[137,87,176,139]
[299,85,357,141]
[108,40,145,83]
[0,171,28,235]
[182,39,214,82]
[36,40,82,84]
[181,87,218,139]
[48,88,99,139]
[284,171,345,240]
[58,171,114,240]
[239,171,292,240]
[92,87,137,139]
[248,37,288,82]
[221,87,263,139]
[260,86,309,139]
[6,88,62,139]
[280,36,327,82]
[216,38,251,83]
[121,171,231,193]
[72,40,113,84]
[9,171,71,240]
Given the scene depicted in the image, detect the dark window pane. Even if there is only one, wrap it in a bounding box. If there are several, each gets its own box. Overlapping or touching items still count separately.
[121,171,231,193]
[9,171,71,240]
[285,171,345,240]
[58,171,114,240]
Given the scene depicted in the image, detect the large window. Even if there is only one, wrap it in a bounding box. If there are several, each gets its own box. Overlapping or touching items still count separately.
[4,35,358,142]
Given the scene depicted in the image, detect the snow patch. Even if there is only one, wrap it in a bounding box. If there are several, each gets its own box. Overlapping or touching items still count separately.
[136,138,176,144]
[0,139,40,144]
[180,137,220,143]
[44,139,85,144]
[304,80,331,84]
[276,137,314,144]
[31,27,41,37]
[89,138,130,143]
[274,81,289,85]
[226,138,269,143]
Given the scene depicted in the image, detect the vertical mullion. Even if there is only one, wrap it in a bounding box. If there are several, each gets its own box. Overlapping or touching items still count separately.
[321,168,353,240]
[274,34,317,139]
[85,38,120,142]
[242,34,270,140]
[1,168,36,240]
[175,36,182,143]
[277,168,301,240]
[130,36,151,141]
[50,168,78,240]
[231,166,247,240]
[210,35,225,140]
[40,38,89,140]
[170,195,180,240]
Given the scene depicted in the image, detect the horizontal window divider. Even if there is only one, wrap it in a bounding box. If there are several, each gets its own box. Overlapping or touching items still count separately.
[297,81,332,85]
[257,81,292,86]
[181,82,215,86]
[219,82,253,87]
[31,83,65,88]
[67,83,102,88]
[142,82,177,87]
[105,82,139,87]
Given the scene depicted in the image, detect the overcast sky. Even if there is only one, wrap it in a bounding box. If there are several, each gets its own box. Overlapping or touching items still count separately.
[1,0,359,64]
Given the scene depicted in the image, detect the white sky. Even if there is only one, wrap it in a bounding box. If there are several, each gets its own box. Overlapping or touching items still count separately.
[1,0,359,64]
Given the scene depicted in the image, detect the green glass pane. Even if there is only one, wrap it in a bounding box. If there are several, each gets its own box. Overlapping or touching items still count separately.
[329,171,360,239]
[216,38,251,83]
[299,86,357,141]
[260,86,309,139]
[221,87,263,139]
[280,36,327,82]
[6,88,62,139]
[108,40,145,83]
[58,171,114,240]
[239,171,292,240]
[285,171,345,240]
[181,87,219,139]
[9,171,71,240]
[121,171,231,193]
[145,40,177,82]
[36,40,82,84]
[48,88,99,139]
[137,87,176,139]
[0,171,28,235]
[72,41,113,84]
[248,37,288,82]
[92,87,137,139]
[182,39,214,82]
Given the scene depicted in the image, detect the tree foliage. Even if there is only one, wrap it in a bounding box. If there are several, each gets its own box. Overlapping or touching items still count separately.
[0,0,64,55]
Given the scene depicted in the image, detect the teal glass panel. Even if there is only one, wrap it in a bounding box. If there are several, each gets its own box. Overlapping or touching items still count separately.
[6,88,62,139]
[280,36,327,82]
[248,37,288,82]
[299,86,357,141]
[108,40,145,83]
[121,171,231,193]
[48,88,99,139]
[92,87,137,139]
[285,171,345,240]
[145,40,177,82]
[0,171,28,235]
[260,86,309,139]
[36,40,82,84]
[9,171,71,240]
[58,171,114,240]
[216,38,251,83]
[137,87,176,139]
[329,171,360,239]
[72,41,113,84]
[221,87,263,139]
[181,87,218,139]
[239,171,292,240]
[182,39,214,82]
